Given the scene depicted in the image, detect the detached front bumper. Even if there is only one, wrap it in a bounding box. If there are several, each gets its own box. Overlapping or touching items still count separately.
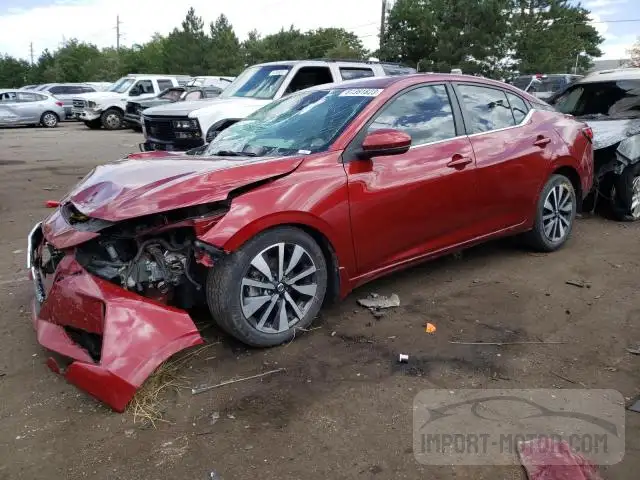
[28,223,204,412]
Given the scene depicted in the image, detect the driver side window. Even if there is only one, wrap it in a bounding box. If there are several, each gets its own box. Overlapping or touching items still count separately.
[284,67,334,95]
[367,84,457,146]
[132,80,154,95]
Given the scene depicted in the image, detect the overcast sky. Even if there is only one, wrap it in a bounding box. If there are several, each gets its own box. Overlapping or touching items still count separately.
[0,0,637,63]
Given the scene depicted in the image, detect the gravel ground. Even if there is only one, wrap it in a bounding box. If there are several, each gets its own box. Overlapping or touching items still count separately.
[0,123,639,479]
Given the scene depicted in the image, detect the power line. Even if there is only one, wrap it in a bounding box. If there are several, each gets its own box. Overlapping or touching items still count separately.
[29,42,34,65]
[380,0,387,52]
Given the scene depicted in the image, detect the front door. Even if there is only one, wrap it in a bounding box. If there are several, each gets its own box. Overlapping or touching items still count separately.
[345,83,479,274]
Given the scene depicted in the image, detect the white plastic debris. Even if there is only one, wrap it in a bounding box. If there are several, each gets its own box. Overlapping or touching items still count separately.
[398,354,409,363]
[357,293,400,309]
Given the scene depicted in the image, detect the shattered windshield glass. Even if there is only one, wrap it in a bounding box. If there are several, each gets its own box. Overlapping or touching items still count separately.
[204,87,378,158]
[551,80,640,119]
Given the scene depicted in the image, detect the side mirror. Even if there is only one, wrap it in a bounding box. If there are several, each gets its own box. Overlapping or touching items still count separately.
[358,129,411,159]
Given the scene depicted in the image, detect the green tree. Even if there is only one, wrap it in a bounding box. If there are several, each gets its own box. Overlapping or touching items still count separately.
[162,7,210,75]
[629,38,640,68]
[209,14,244,75]
[0,55,31,87]
[306,28,368,59]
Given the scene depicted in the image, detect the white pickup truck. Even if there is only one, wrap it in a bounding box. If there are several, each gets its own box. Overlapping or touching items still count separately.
[72,74,191,130]
[140,59,416,152]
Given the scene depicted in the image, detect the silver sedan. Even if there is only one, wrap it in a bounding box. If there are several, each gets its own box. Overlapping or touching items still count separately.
[0,89,66,128]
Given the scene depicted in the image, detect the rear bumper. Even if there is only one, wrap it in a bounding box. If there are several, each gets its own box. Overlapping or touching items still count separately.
[28,224,204,412]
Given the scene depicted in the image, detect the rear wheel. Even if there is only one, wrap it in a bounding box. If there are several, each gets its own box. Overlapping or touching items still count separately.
[610,164,640,221]
[525,174,577,252]
[207,227,328,347]
[40,111,58,128]
[101,108,124,130]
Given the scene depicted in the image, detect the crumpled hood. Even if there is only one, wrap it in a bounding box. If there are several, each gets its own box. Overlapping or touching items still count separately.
[144,96,268,118]
[583,118,640,150]
[61,155,303,222]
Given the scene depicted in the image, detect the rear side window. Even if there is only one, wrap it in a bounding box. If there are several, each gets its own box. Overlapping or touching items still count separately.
[382,64,417,76]
[552,80,640,119]
[80,86,96,93]
[157,79,174,91]
[340,67,375,80]
[48,86,68,95]
[17,92,38,102]
[36,94,49,101]
[506,92,529,123]
[368,84,456,145]
[457,84,515,133]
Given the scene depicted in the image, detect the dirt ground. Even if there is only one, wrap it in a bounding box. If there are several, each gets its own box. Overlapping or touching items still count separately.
[1,122,639,480]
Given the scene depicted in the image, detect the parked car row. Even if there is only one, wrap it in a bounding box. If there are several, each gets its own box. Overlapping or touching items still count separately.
[28,72,594,411]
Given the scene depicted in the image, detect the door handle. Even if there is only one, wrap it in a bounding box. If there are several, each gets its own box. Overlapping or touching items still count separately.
[447,154,473,169]
[533,136,551,147]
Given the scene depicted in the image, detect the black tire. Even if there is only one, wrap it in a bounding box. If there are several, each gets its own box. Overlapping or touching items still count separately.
[206,227,328,347]
[101,108,124,130]
[84,119,101,130]
[40,111,58,128]
[524,174,577,252]
[610,163,640,222]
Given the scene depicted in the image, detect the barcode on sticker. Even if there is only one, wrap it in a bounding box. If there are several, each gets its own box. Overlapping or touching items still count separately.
[339,88,383,97]
[269,69,289,76]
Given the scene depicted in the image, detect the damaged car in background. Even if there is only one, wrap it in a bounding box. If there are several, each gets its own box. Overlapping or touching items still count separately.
[28,74,593,412]
[549,68,640,220]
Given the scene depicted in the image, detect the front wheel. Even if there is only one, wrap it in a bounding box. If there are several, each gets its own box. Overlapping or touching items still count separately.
[207,227,328,347]
[101,108,123,130]
[610,164,640,221]
[525,174,577,252]
[40,111,58,128]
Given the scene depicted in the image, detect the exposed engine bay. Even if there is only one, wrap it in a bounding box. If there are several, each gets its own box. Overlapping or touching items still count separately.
[68,201,228,309]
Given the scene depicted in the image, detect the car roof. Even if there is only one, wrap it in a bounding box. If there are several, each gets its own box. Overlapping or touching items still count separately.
[305,73,531,94]
[578,67,640,83]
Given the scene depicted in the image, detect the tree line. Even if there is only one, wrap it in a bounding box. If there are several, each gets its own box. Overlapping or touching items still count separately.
[0,0,605,88]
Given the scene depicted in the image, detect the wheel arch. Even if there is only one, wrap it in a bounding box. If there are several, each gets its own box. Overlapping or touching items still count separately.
[204,212,350,303]
[551,163,583,210]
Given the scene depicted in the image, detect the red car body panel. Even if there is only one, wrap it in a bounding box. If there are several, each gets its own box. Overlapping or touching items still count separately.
[29,74,593,411]
[32,254,203,412]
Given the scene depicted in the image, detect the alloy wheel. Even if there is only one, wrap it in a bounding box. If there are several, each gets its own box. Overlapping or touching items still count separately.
[612,176,640,220]
[240,242,318,334]
[43,113,57,127]
[542,183,573,242]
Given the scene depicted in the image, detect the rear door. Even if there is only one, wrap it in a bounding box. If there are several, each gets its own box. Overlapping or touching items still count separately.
[453,82,555,230]
[345,83,480,273]
[16,92,42,122]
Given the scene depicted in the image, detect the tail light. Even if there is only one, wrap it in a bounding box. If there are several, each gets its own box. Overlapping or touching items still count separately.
[581,126,593,143]
[55,101,64,107]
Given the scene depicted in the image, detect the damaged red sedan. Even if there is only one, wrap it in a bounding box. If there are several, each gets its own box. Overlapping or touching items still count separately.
[28,75,593,411]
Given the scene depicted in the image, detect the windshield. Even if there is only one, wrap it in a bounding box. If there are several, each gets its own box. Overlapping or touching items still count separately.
[109,77,135,94]
[219,65,292,100]
[551,80,640,119]
[204,87,378,158]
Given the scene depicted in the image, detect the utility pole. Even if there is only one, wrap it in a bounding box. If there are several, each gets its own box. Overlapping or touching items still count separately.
[379,0,387,53]
[29,42,34,65]
[116,15,122,51]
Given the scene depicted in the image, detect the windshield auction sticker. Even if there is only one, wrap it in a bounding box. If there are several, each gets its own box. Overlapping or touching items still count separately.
[339,88,384,97]
[413,389,624,465]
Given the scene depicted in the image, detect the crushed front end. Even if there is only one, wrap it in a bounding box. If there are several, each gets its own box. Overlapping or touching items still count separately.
[27,203,228,412]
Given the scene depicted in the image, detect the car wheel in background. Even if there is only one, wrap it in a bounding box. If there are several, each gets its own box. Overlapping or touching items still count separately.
[525,174,577,252]
[40,111,58,128]
[610,163,640,222]
[101,109,124,130]
[206,227,328,347]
